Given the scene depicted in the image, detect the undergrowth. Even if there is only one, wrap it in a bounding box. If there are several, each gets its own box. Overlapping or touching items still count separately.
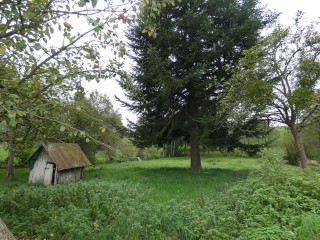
[217,167,320,239]
[1,162,320,239]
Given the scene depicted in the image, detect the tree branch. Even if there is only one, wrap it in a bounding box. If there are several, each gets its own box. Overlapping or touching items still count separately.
[18,27,96,86]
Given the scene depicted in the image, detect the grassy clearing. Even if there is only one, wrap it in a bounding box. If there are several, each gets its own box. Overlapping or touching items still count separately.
[1,157,319,240]
[85,156,263,202]
[0,155,263,200]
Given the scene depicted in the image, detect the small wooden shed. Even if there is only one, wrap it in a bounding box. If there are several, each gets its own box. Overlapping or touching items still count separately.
[28,143,91,185]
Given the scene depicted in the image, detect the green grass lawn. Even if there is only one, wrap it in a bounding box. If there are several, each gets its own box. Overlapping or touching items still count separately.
[84,156,264,202]
[0,152,302,202]
[0,155,264,201]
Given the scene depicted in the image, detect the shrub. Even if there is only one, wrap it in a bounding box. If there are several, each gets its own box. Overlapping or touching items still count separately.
[284,141,300,166]
[0,181,222,239]
[15,147,35,167]
[214,166,320,239]
[0,182,152,239]
[239,226,294,240]
[284,139,311,166]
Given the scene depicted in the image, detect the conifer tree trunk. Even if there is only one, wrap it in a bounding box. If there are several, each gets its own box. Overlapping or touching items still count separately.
[189,123,201,171]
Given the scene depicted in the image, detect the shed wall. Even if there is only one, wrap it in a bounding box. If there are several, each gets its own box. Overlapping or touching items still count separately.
[28,150,53,184]
[57,168,83,183]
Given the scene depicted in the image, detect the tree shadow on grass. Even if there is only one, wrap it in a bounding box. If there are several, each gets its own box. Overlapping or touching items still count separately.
[85,165,250,183]
[84,165,251,202]
[139,166,249,179]
[133,167,250,202]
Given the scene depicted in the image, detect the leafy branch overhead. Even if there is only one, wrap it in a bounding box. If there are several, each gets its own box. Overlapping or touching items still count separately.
[0,0,177,134]
[0,0,173,178]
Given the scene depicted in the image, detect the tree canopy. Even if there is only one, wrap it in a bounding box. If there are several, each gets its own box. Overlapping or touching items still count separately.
[225,12,320,168]
[121,0,274,170]
[0,0,176,178]
[65,90,124,163]
[0,0,127,177]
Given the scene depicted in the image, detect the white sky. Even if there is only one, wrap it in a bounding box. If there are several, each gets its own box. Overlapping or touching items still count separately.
[83,0,320,126]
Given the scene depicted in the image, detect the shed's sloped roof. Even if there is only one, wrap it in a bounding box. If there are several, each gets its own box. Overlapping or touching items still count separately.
[28,143,91,171]
[47,143,91,171]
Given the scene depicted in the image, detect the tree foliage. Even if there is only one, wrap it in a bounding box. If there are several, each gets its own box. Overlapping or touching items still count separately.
[0,0,176,178]
[225,12,320,168]
[64,90,124,163]
[122,0,273,170]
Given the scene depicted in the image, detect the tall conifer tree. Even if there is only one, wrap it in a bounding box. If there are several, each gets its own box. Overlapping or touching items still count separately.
[122,0,274,170]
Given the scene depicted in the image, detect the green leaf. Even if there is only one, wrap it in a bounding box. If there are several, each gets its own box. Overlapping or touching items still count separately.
[0,45,6,54]
[8,111,16,118]
[85,138,90,143]
[94,26,102,32]
[17,111,26,117]
[0,120,7,133]
[60,125,66,132]
[92,0,98,8]
[116,149,122,155]
[5,101,13,106]
[16,41,26,51]
[8,94,19,99]
[78,0,86,7]
[0,24,6,31]
[9,117,17,127]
